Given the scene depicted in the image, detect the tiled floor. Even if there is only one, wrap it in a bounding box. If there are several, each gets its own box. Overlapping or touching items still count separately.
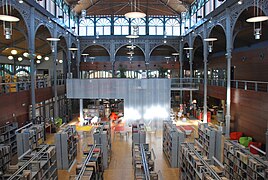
[45,119,201,179]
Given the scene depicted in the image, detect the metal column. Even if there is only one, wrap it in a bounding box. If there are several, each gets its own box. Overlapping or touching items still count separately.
[79,99,83,122]
[189,34,193,105]
[179,40,183,104]
[266,129,268,160]
[67,34,72,78]
[29,7,36,120]
[203,25,208,123]
[52,26,58,118]
[225,8,232,137]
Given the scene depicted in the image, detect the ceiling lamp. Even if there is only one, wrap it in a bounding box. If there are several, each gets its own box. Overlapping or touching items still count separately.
[126,35,139,39]
[165,57,171,64]
[82,53,89,62]
[126,45,136,49]
[44,56,49,61]
[127,51,135,55]
[89,57,95,64]
[125,0,146,19]
[69,47,78,58]
[246,0,268,40]
[237,0,243,5]
[184,47,193,58]
[36,59,41,64]
[0,0,20,39]
[11,49,18,55]
[47,37,60,53]
[172,53,179,56]
[58,59,63,64]
[8,55,13,60]
[81,9,86,20]
[23,52,29,57]
[204,38,217,53]
[18,57,23,61]
[172,53,179,62]
[37,55,42,59]
[69,47,78,51]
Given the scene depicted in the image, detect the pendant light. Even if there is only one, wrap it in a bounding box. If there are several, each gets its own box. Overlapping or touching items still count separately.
[0,0,20,39]
[184,47,193,58]
[204,38,217,53]
[246,0,268,40]
[125,0,146,19]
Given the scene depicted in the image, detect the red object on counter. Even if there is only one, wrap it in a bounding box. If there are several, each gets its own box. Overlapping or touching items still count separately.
[230,132,243,140]
[248,142,262,154]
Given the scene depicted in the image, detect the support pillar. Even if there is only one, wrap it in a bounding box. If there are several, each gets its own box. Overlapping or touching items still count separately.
[225,8,233,137]
[77,39,81,79]
[79,99,83,122]
[203,25,208,123]
[266,129,268,160]
[29,7,36,121]
[67,34,72,78]
[179,40,183,104]
[189,34,193,105]
[52,26,58,118]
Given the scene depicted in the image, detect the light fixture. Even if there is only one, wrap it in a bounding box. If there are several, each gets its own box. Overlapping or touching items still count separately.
[172,53,179,56]
[181,12,187,23]
[36,60,41,64]
[0,15,20,22]
[44,56,49,61]
[8,55,13,60]
[46,38,60,41]
[69,47,78,58]
[11,49,18,55]
[127,51,135,55]
[58,59,63,64]
[184,47,193,58]
[246,0,268,40]
[37,55,42,59]
[23,52,29,57]
[89,57,95,64]
[82,53,89,62]
[126,45,136,49]
[81,9,86,20]
[204,38,217,53]
[96,32,99,39]
[165,57,170,64]
[125,0,146,19]
[69,48,78,51]
[237,0,243,5]
[18,0,23,3]
[172,53,179,62]
[0,1,20,40]
[47,38,60,53]
[126,35,139,39]
[18,57,23,61]
[163,31,167,43]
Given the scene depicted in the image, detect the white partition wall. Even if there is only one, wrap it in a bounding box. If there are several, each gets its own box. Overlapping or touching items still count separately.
[66,79,171,129]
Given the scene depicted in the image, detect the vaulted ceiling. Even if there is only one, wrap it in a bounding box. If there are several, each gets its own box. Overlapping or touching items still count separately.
[66,0,195,16]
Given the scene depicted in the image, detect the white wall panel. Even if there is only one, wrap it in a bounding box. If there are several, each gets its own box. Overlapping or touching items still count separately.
[67,79,171,129]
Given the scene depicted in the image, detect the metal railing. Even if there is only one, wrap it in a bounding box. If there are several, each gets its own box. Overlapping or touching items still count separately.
[171,78,201,90]
[207,79,268,92]
[0,78,65,94]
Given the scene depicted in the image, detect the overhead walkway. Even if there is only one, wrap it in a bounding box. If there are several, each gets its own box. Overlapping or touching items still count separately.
[171,78,200,91]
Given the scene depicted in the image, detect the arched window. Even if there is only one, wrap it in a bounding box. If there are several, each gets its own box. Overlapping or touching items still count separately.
[165,18,180,36]
[114,17,129,35]
[96,17,111,35]
[79,18,94,36]
[131,18,146,35]
[148,18,164,35]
